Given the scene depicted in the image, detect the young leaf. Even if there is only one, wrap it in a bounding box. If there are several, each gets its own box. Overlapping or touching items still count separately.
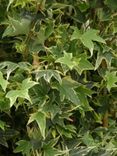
[56,52,76,70]
[14,140,32,156]
[0,71,9,92]
[28,111,46,139]
[105,71,117,91]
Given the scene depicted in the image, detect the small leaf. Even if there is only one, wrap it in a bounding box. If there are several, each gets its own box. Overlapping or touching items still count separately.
[56,52,76,70]
[28,111,46,139]
[14,140,32,155]
[105,71,117,91]
[0,71,9,91]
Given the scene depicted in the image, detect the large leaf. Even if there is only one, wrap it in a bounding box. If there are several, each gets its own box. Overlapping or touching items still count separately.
[105,71,117,91]
[0,71,9,92]
[28,111,46,139]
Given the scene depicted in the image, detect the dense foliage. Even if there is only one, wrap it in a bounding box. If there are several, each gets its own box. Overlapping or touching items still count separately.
[0,0,117,155]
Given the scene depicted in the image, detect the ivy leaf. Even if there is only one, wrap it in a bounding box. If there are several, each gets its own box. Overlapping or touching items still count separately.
[44,146,63,156]
[6,78,37,107]
[35,70,62,84]
[6,89,31,107]
[21,78,38,90]
[7,0,14,11]
[0,61,19,80]
[0,71,9,92]
[95,51,113,70]
[0,120,6,131]
[54,77,80,104]
[3,17,31,37]
[71,28,105,56]
[28,111,46,139]
[81,29,106,56]
[14,140,32,156]
[105,71,117,91]
[56,52,76,70]
[74,54,94,75]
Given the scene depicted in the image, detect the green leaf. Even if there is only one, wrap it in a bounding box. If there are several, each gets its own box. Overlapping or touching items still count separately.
[71,28,105,56]
[105,71,117,91]
[56,52,76,70]
[81,29,105,56]
[82,132,95,146]
[21,78,38,90]
[74,54,94,75]
[71,27,82,40]
[54,77,80,104]
[6,89,31,107]
[104,0,117,10]
[3,17,31,37]
[28,111,46,139]
[7,0,14,11]
[0,61,19,80]
[0,71,9,91]
[6,78,37,107]
[35,69,62,83]
[0,120,6,131]
[14,140,32,155]
[44,146,62,156]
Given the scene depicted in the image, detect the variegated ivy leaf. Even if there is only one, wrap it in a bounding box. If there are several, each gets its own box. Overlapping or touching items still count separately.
[0,61,19,80]
[105,71,117,91]
[56,52,76,70]
[0,71,9,92]
[28,111,46,139]
[3,17,31,37]
[35,69,62,83]
[71,28,106,56]
[6,78,38,107]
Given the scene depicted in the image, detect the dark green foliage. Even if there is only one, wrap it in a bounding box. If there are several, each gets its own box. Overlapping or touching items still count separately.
[0,0,117,155]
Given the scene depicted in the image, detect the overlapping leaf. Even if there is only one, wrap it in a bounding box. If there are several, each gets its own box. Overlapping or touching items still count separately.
[6,78,38,107]
[28,111,46,139]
